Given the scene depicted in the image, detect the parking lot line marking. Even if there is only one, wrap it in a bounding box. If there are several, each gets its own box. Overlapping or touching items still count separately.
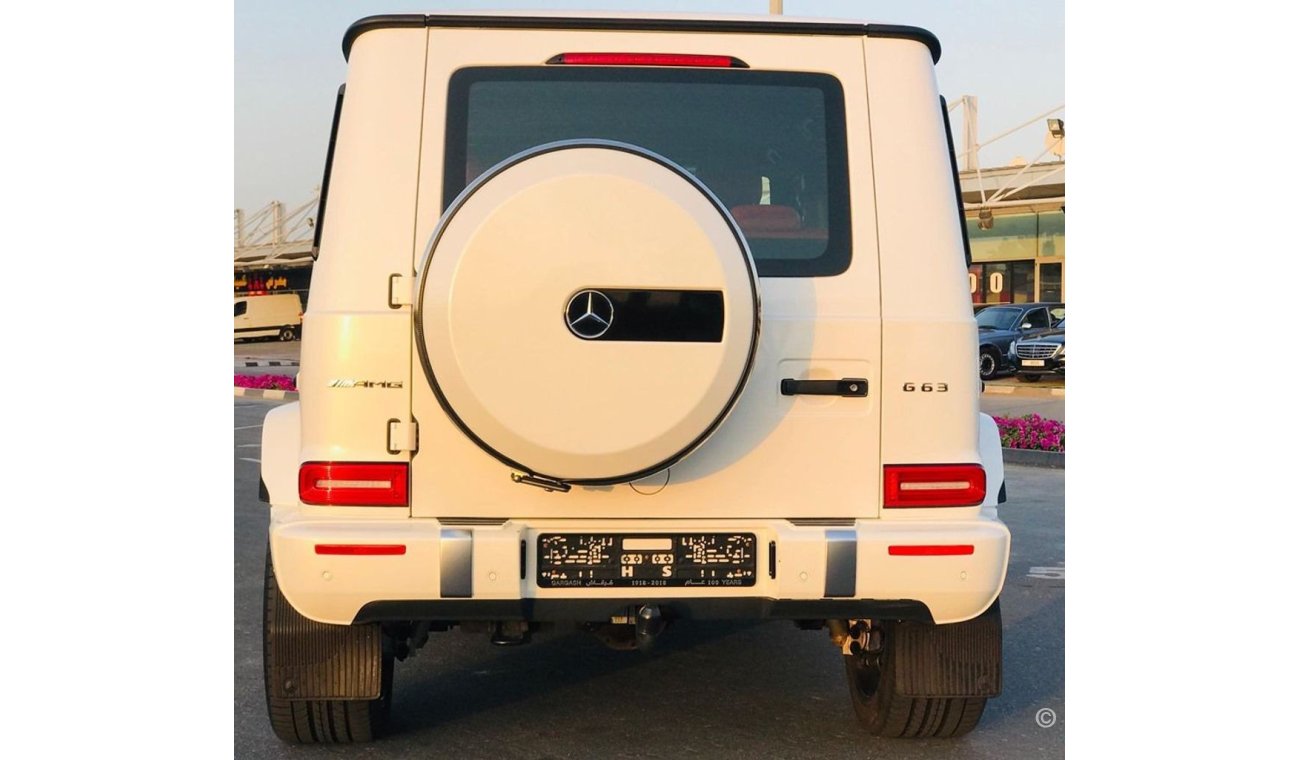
[239,457,262,464]
[237,443,261,448]
[234,424,264,430]
[1028,563,1065,580]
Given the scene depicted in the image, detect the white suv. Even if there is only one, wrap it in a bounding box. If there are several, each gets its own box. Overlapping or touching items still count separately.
[260,11,1010,743]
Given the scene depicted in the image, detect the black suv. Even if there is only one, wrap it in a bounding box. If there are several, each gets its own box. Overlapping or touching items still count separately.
[974,303,1063,380]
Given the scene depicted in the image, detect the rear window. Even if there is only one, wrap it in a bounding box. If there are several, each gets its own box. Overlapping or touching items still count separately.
[444,67,850,277]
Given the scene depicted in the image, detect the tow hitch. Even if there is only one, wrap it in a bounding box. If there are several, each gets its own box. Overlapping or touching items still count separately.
[584,604,670,651]
[829,619,881,657]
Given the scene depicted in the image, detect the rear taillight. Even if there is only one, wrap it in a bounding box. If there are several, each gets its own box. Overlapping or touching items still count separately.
[546,52,747,68]
[883,464,986,508]
[299,462,409,507]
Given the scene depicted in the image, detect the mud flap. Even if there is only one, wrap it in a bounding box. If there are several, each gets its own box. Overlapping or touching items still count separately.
[891,599,1002,698]
[265,555,384,700]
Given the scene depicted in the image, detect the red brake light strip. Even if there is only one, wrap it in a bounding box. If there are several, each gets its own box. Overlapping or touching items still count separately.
[888,545,975,556]
[546,52,747,68]
[315,544,407,556]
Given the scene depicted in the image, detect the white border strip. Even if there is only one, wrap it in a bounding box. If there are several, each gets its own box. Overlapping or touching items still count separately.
[233,387,299,401]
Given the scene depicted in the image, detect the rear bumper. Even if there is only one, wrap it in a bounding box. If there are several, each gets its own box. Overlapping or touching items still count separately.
[353,597,937,624]
[270,509,1010,626]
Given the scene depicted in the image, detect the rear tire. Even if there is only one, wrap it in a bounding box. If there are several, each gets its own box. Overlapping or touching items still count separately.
[263,549,393,743]
[278,326,296,342]
[843,620,989,738]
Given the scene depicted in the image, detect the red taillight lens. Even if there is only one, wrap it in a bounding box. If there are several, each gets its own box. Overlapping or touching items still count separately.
[883,464,986,508]
[299,462,409,507]
[546,52,745,68]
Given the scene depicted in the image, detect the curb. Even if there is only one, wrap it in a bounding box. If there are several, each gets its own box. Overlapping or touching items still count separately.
[1002,448,1064,469]
[983,384,1065,398]
[236,360,299,368]
[234,387,299,401]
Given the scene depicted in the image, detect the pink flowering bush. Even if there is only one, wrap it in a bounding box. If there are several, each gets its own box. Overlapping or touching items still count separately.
[234,374,297,391]
[994,413,1064,452]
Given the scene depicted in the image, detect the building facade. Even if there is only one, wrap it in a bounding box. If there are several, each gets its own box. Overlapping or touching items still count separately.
[960,162,1065,306]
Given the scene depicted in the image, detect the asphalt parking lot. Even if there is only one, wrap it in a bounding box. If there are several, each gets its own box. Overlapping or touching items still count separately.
[980,389,1064,422]
[234,398,1064,758]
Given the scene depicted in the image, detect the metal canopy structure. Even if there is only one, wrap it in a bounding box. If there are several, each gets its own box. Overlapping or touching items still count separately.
[948,97,1065,212]
[233,190,320,270]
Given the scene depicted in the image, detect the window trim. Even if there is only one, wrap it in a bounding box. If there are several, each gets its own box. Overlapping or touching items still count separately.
[940,96,973,269]
[311,84,346,260]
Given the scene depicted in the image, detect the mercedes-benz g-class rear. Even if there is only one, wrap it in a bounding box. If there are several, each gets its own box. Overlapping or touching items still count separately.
[260,11,1010,743]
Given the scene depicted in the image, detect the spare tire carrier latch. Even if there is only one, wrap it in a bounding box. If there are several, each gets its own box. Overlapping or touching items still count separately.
[511,472,572,493]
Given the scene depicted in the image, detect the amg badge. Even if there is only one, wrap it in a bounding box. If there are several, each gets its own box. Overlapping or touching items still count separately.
[328,379,404,389]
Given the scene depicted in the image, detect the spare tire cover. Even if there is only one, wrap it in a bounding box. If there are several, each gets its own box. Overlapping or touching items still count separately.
[415,141,759,484]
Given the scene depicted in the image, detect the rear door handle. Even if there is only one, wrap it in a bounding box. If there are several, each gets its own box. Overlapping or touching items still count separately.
[780,378,868,397]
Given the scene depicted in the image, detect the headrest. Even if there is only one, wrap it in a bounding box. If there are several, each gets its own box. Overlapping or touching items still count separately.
[729,204,802,233]
[698,168,762,209]
[466,156,485,185]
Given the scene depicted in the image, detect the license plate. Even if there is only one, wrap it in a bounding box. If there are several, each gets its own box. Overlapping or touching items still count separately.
[537,533,757,588]
[1022,359,1046,367]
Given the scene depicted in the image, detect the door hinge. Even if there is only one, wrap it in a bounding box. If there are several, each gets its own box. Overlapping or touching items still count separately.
[387,418,419,454]
[388,273,415,309]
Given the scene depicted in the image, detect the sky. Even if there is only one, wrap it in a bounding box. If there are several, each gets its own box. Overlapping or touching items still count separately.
[234,0,1063,212]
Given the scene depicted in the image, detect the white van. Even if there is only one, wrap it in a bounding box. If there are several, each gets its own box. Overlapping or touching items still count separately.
[260,11,1009,743]
[234,293,302,342]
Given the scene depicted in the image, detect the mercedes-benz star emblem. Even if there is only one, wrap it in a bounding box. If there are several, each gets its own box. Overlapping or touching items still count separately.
[565,290,614,339]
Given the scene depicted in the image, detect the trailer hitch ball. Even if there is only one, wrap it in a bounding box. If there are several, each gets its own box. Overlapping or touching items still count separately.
[635,604,666,650]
